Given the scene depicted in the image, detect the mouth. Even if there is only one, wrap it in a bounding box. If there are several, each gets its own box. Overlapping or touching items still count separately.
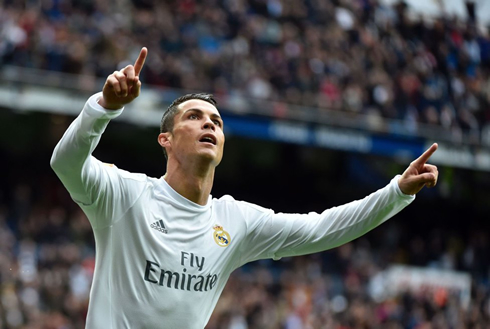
[199,134,217,145]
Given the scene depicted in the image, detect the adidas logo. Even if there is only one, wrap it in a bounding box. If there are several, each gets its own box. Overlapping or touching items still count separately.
[150,219,168,234]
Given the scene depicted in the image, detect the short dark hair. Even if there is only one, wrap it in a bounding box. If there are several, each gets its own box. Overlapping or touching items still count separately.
[160,93,217,159]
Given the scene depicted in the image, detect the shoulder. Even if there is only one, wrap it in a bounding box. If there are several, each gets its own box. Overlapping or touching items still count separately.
[212,195,273,216]
[101,163,154,189]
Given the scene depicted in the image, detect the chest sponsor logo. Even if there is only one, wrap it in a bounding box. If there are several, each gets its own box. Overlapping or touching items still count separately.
[143,252,219,292]
[150,219,168,234]
[213,225,231,247]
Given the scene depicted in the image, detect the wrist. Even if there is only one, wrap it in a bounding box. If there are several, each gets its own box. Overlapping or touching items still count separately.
[97,97,123,110]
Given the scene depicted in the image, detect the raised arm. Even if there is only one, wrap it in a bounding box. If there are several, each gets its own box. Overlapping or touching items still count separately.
[50,48,148,210]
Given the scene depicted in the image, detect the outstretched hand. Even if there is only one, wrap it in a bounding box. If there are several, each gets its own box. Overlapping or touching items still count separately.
[99,47,148,110]
[398,143,439,195]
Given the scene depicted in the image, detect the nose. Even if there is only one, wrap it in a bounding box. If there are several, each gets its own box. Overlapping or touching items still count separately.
[203,118,216,131]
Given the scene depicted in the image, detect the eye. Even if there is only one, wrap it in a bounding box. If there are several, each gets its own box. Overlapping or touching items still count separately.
[189,114,199,120]
[213,120,222,127]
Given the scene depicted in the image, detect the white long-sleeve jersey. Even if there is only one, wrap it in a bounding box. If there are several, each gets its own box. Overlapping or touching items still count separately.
[50,93,415,329]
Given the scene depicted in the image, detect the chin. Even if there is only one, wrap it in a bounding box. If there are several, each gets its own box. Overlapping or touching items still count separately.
[197,151,221,166]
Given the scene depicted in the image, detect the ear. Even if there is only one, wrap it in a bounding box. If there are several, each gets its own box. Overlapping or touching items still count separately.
[158,132,172,148]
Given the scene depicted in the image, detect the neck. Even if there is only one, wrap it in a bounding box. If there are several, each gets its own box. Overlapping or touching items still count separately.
[163,160,215,206]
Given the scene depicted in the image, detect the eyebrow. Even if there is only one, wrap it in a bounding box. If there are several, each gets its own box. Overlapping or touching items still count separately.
[184,108,223,122]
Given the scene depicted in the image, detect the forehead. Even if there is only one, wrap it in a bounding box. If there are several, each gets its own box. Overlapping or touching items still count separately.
[177,99,220,116]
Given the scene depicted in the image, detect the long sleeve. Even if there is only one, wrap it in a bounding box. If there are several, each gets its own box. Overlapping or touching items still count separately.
[237,176,415,264]
[50,93,146,229]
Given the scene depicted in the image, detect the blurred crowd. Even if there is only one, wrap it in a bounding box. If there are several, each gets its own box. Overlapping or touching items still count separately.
[1,0,490,142]
[0,171,489,328]
[2,0,490,328]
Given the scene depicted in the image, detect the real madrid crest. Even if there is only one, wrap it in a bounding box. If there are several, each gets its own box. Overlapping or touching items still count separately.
[213,225,231,247]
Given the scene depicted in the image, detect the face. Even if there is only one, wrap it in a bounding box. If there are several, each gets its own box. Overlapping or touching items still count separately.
[159,99,225,167]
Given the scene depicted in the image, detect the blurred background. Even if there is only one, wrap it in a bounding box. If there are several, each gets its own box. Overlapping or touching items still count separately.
[1,0,490,328]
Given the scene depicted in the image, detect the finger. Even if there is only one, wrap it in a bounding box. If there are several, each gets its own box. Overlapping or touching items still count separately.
[424,164,438,187]
[417,172,437,187]
[412,143,438,167]
[131,77,141,98]
[114,71,128,96]
[106,75,121,95]
[423,164,438,174]
[122,65,136,85]
[134,47,148,76]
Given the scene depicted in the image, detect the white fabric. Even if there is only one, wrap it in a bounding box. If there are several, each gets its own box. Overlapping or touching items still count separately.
[51,93,415,329]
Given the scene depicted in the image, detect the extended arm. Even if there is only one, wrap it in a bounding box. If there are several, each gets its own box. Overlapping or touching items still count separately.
[239,144,439,263]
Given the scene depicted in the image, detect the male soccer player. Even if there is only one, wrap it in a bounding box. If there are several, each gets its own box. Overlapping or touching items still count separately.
[51,48,439,328]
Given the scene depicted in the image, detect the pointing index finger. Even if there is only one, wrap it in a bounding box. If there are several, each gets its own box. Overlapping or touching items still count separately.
[134,47,147,76]
[413,143,438,166]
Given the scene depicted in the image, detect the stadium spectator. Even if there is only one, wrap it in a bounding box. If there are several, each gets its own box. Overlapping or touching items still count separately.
[1,0,489,328]
[1,0,490,140]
